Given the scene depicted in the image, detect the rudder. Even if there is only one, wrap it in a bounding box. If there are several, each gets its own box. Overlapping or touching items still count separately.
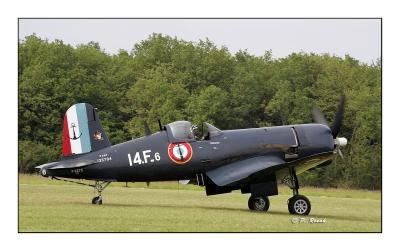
[62,103,111,157]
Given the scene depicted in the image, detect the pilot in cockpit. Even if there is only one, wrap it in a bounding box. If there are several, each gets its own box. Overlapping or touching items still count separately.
[190,124,202,140]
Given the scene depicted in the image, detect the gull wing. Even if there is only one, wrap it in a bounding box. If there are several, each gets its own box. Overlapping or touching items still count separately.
[206,155,286,187]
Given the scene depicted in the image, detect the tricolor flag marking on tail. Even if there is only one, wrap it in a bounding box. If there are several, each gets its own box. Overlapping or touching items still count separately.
[67,104,83,154]
[75,103,91,153]
[62,103,92,156]
[62,114,72,156]
[62,103,111,157]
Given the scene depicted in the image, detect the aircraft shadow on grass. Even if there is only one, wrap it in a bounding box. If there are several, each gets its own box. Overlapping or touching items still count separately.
[73,201,380,223]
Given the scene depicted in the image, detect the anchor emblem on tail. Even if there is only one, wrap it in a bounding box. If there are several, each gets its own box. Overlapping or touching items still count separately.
[70,123,82,140]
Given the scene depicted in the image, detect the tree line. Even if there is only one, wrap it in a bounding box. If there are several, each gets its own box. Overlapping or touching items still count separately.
[18,33,381,189]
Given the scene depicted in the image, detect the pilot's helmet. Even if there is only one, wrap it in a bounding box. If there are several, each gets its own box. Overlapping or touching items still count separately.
[190,124,199,133]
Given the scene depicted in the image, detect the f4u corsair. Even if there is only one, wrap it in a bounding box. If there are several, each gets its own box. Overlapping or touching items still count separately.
[36,97,347,215]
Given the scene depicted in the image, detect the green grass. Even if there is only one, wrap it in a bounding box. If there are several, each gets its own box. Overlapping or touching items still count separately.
[19,174,381,232]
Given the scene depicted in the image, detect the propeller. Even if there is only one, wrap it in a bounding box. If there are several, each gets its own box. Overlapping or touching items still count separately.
[312,107,328,126]
[331,95,346,138]
[312,95,347,158]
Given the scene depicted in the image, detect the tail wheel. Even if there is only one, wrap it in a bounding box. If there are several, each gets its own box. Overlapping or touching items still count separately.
[288,195,311,215]
[92,196,102,205]
[248,196,270,212]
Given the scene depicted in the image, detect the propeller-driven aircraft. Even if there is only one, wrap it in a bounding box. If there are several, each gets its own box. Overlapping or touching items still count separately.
[35,97,347,215]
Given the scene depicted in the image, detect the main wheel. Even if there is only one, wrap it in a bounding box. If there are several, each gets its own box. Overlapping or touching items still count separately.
[288,195,311,215]
[248,196,270,211]
[92,196,102,205]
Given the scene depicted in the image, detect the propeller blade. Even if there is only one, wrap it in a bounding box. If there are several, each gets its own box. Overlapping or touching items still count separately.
[338,148,344,159]
[312,107,328,126]
[331,95,346,138]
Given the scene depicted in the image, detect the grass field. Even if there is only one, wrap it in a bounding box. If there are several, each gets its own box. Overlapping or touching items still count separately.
[18,174,381,232]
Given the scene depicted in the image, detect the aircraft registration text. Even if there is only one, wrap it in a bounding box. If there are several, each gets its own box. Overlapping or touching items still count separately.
[128,150,161,166]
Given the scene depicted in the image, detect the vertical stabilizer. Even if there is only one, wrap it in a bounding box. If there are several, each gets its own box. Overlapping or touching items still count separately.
[62,103,111,157]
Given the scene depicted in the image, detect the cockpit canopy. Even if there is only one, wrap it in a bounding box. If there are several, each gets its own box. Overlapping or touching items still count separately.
[165,120,222,142]
[167,121,194,141]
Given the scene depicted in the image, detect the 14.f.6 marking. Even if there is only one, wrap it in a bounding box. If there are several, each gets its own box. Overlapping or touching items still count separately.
[127,150,161,166]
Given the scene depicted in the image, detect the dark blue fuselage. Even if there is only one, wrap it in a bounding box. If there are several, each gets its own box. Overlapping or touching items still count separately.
[46,123,334,183]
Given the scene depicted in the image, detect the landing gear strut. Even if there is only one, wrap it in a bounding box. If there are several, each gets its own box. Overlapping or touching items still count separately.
[92,181,111,205]
[287,167,311,215]
[50,177,112,205]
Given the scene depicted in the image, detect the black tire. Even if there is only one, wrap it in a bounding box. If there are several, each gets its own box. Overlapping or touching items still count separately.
[287,197,295,214]
[248,196,270,211]
[288,195,311,215]
[92,196,102,205]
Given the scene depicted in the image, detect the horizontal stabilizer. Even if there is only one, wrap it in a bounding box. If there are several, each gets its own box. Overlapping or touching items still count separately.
[206,155,285,186]
[34,162,59,169]
[34,159,96,170]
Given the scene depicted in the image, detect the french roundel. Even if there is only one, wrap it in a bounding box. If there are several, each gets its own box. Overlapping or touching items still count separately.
[168,142,193,164]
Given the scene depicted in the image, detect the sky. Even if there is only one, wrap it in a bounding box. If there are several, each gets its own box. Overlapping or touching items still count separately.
[19,19,381,64]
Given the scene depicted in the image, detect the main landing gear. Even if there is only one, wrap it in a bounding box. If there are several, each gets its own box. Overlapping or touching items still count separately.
[248,196,270,211]
[286,167,311,215]
[246,168,311,215]
[91,181,111,205]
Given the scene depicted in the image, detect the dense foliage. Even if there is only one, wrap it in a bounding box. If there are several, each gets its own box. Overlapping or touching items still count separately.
[18,34,381,189]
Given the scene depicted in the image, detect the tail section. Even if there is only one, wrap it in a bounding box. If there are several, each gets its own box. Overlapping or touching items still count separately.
[62,103,111,157]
